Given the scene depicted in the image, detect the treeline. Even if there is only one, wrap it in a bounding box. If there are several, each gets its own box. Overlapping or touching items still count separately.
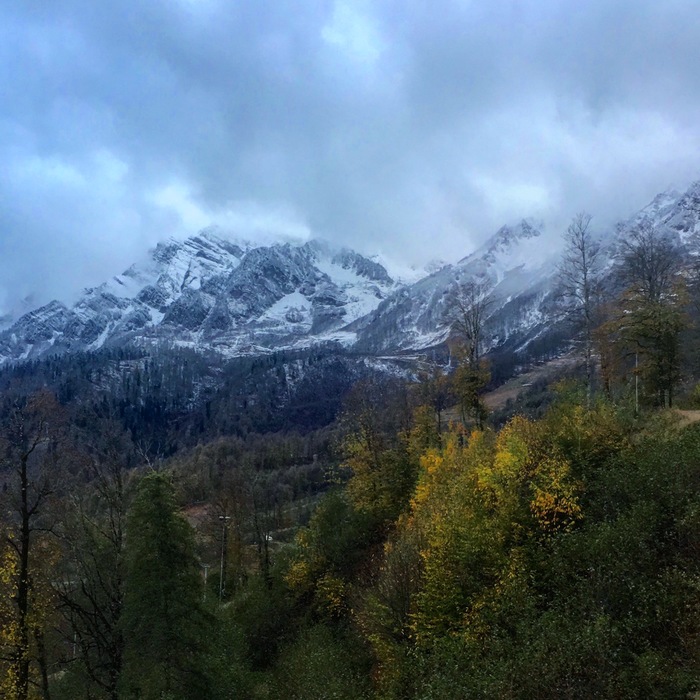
[555,214,699,409]
[454,212,700,414]
[1,374,699,698]
[0,346,383,457]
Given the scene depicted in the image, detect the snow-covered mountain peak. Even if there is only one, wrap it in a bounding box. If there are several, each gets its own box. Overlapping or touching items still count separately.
[4,180,700,367]
[193,223,312,255]
[86,230,247,314]
[349,218,556,355]
[491,218,541,247]
[455,218,549,285]
[614,180,700,249]
[640,188,683,219]
[0,230,399,365]
[666,181,700,242]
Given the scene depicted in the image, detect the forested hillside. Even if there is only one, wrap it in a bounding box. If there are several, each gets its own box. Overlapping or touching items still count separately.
[1,372,699,699]
[2,220,700,698]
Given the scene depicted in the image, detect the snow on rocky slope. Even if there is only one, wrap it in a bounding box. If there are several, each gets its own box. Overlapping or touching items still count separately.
[613,181,700,252]
[3,182,700,366]
[0,231,398,364]
[352,218,559,354]
[352,181,700,356]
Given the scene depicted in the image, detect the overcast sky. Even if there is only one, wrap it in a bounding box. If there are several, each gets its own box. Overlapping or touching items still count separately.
[2,0,700,312]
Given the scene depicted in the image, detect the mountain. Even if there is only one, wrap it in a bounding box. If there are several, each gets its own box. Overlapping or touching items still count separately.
[3,181,700,369]
[0,232,398,365]
[354,181,700,357]
[614,181,700,252]
[352,218,559,354]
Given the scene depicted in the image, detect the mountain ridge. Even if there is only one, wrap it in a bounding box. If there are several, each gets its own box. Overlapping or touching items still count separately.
[3,181,700,367]
[0,232,400,364]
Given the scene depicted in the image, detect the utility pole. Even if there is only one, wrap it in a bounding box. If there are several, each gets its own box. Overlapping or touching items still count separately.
[218,515,231,601]
[635,352,639,417]
[202,563,210,602]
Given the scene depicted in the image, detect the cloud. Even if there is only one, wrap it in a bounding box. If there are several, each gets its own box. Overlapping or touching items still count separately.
[321,1,384,64]
[1,0,700,311]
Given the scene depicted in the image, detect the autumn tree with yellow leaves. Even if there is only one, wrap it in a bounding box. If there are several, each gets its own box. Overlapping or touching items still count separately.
[0,392,65,700]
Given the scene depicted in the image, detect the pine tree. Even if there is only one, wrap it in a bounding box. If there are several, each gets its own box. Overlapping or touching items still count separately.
[120,472,212,700]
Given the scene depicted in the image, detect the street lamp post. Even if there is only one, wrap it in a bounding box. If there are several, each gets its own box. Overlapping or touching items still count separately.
[218,515,231,601]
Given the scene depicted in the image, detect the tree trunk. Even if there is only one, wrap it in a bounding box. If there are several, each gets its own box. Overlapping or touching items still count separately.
[34,627,51,700]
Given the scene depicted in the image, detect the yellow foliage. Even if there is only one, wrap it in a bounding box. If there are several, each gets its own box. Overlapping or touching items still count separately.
[412,449,444,509]
[285,524,323,594]
[544,397,629,469]
[530,456,583,534]
[0,542,18,585]
[0,539,19,696]
[421,449,444,476]
[400,412,587,645]
[493,416,540,473]
[285,559,313,594]
[314,574,348,619]
[0,533,60,700]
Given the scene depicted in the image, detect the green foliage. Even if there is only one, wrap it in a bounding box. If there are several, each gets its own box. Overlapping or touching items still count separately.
[230,572,296,671]
[120,472,214,700]
[206,606,256,700]
[414,364,453,439]
[265,625,373,700]
[362,400,700,698]
[345,438,418,525]
[286,490,376,620]
[452,357,491,428]
[355,526,423,699]
[340,377,419,525]
[596,225,688,407]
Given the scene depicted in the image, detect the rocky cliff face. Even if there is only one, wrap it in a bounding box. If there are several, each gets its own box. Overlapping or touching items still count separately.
[0,232,398,364]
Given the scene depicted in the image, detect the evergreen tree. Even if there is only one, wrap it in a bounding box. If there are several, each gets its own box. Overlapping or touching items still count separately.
[120,472,212,700]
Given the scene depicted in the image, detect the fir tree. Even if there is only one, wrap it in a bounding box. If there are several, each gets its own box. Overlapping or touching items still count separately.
[120,472,212,700]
